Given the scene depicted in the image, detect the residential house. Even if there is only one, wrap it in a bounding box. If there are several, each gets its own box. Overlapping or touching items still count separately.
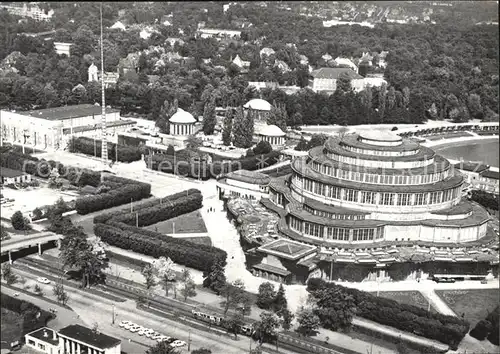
[198,28,241,40]
[274,60,291,73]
[248,82,279,91]
[309,67,364,93]
[298,54,309,65]
[0,3,54,21]
[260,47,275,58]
[54,42,73,57]
[334,57,358,71]
[110,21,126,31]
[165,37,185,47]
[321,53,333,62]
[478,170,499,193]
[232,54,250,72]
[1,167,32,185]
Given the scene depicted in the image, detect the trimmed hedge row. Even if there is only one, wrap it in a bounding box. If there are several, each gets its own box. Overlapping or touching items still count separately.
[76,175,151,215]
[148,150,281,180]
[70,137,142,162]
[93,188,200,224]
[1,293,55,335]
[307,278,469,349]
[94,222,226,272]
[110,193,202,227]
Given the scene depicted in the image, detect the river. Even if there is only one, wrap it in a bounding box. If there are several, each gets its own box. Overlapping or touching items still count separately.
[434,140,499,166]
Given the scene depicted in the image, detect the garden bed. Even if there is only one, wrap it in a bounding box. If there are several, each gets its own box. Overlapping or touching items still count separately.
[368,291,436,312]
[436,289,500,326]
[144,210,208,234]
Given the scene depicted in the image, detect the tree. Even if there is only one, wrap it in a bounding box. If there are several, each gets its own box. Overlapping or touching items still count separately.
[180,268,197,301]
[232,107,253,148]
[222,108,233,146]
[296,307,321,336]
[166,145,175,156]
[11,211,30,230]
[203,258,226,295]
[32,207,43,220]
[257,282,276,309]
[281,308,294,331]
[2,263,17,285]
[146,341,180,354]
[267,101,286,131]
[0,225,9,241]
[309,287,356,332]
[156,100,171,134]
[378,83,387,122]
[294,138,308,151]
[52,282,69,305]
[336,73,352,94]
[254,311,280,343]
[226,312,245,339]
[307,134,328,150]
[253,140,272,155]
[48,167,63,189]
[220,279,250,316]
[141,264,156,305]
[152,256,176,297]
[60,232,109,288]
[185,135,203,150]
[202,96,216,135]
[288,112,302,128]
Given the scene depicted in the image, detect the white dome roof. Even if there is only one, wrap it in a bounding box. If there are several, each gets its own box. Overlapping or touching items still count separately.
[360,130,401,142]
[260,124,285,137]
[243,99,271,111]
[169,108,196,124]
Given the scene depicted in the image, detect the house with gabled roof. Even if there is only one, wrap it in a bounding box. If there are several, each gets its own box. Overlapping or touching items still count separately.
[309,67,364,93]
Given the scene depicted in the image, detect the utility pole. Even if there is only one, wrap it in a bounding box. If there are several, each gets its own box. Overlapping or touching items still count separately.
[188,329,191,351]
[136,212,139,227]
[112,304,115,324]
[172,222,175,234]
[130,198,133,212]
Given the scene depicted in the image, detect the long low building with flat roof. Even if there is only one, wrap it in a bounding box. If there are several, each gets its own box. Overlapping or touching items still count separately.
[0,104,134,151]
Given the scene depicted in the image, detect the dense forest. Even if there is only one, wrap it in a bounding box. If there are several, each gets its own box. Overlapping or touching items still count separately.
[0,2,498,127]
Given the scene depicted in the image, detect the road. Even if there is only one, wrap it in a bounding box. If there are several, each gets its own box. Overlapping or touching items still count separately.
[9,267,296,354]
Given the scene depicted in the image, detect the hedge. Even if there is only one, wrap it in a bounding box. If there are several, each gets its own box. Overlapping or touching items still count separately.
[93,188,200,224]
[470,306,499,344]
[69,136,142,163]
[76,176,151,215]
[94,222,226,272]
[1,293,55,335]
[307,278,469,349]
[148,150,280,179]
[111,193,202,226]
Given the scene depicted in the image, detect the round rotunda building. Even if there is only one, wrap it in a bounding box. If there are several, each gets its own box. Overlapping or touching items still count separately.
[265,131,490,247]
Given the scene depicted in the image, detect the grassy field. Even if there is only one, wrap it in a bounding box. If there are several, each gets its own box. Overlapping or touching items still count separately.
[436,289,499,326]
[0,308,24,345]
[145,210,208,234]
[369,291,436,312]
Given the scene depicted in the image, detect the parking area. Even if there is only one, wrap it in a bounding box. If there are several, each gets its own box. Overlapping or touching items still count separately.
[116,320,187,350]
[0,183,78,219]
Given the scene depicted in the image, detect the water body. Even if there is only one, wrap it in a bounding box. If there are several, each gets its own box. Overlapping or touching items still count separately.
[434,140,499,166]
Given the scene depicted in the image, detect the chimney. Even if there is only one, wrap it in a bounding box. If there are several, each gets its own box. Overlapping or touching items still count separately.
[43,330,48,338]
[52,329,57,340]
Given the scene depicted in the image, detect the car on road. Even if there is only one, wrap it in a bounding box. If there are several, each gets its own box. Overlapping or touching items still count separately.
[119,321,134,329]
[36,277,50,284]
[170,340,186,348]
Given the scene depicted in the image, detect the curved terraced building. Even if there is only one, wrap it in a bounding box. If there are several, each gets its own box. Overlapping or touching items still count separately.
[265,131,490,247]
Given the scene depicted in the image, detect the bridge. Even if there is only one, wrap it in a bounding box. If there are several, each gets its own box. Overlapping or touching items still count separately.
[0,232,62,263]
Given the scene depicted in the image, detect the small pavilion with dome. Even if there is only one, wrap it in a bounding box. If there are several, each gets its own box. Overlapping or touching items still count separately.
[255,124,286,147]
[169,108,196,136]
[243,98,272,122]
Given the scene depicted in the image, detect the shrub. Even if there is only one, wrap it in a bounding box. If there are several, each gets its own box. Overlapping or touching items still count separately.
[32,207,43,220]
[469,319,492,340]
[0,293,54,335]
[11,211,30,230]
[253,140,272,155]
[69,137,142,163]
[306,278,469,349]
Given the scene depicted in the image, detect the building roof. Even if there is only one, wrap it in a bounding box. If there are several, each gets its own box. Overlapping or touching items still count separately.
[480,170,499,180]
[225,169,271,185]
[454,162,489,173]
[12,104,120,121]
[0,167,27,178]
[243,99,271,111]
[26,327,59,346]
[257,238,317,260]
[58,325,121,349]
[334,57,357,70]
[169,108,196,124]
[260,47,275,57]
[252,263,291,276]
[311,67,363,80]
[259,124,286,137]
[359,130,402,142]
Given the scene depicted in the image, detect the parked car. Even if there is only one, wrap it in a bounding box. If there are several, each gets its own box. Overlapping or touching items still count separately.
[145,331,158,339]
[119,321,133,328]
[36,277,50,284]
[151,333,163,340]
[156,336,170,343]
[170,340,186,348]
[129,325,143,333]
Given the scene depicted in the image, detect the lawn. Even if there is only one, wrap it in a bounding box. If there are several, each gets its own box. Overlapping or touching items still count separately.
[0,308,24,345]
[436,289,499,326]
[144,210,207,234]
[368,291,436,312]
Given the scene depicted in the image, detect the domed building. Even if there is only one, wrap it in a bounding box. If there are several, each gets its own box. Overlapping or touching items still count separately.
[265,131,490,247]
[243,99,271,122]
[255,124,286,147]
[169,108,196,136]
